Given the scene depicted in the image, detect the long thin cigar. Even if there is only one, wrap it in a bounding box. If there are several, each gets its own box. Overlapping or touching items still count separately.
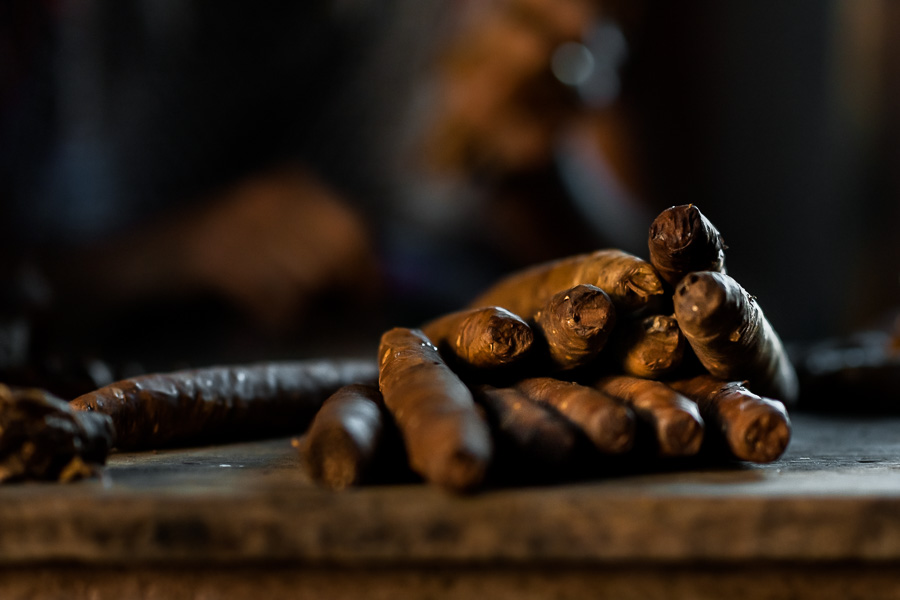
[533,284,616,370]
[594,375,704,457]
[668,375,791,463]
[69,359,378,450]
[378,327,492,492]
[420,306,533,370]
[468,249,665,317]
[296,384,389,490]
[514,377,634,454]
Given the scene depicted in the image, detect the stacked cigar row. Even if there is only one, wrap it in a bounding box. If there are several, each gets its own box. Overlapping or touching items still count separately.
[300,205,797,492]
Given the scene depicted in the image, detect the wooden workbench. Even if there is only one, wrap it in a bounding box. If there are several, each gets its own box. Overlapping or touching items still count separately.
[2,412,900,599]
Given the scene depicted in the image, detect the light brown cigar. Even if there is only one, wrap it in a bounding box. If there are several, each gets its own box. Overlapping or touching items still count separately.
[648,204,726,287]
[70,359,379,450]
[673,271,798,404]
[296,384,387,491]
[615,314,687,379]
[533,284,616,370]
[378,327,492,492]
[468,249,665,318]
[420,306,533,369]
[514,377,635,454]
[594,375,704,457]
[668,375,791,463]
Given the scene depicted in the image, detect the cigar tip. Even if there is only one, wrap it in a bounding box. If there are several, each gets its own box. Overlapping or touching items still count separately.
[435,449,489,493]
[483,313,534,361]
[674,271,729,325]
[657,412,705,457]
[737,410,792,463]
[649,204,703,249]
[587,404,636,454]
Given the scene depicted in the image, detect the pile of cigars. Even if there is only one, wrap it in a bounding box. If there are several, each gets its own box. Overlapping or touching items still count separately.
[0,205,797,491]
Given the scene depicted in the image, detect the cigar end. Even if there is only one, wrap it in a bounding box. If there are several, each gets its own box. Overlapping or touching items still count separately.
[656,411,705,458]
[587,403,636,454]
[730,403,792,463]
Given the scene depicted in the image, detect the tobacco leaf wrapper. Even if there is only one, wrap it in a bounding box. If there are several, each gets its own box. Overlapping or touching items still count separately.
[378,327,492,492]
[648,203,726,287]
[468,249,665,318]
[594,375,704,458]
[674,271,799,404]
[515,377,635,455]
[669,375,791,463]
[69,359,378,450]
[533,284,616,370]
[297,383,393,491]
[420,306,534,370]
[0,384,114,482]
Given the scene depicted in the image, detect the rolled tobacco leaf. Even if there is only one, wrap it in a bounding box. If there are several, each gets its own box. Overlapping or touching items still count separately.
[69,359,379,450]
[296,383,394,490]
[475,384,580,476]
[532,284,616,371]
[669,375,791,463]
[0,384,114,482]
[467,248,666,317]
[613,314,688,380]
[514,377,635,455]
[378,327,492,492]
[673,271,798,404]
[420,306,534,370]
[594,375,704,458]
[648,203,726,287]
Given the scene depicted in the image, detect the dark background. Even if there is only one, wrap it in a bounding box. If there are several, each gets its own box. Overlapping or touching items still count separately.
[1,0,898,390]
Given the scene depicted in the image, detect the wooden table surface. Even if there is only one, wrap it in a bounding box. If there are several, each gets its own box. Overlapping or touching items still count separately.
[2,411,900,599]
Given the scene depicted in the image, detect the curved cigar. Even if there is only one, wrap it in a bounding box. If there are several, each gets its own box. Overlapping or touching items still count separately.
[668,375,791,463]
[475,385,579,470]
[378,327,492,492]
[420,306,534,369]
[0,385,114,482]
[648,204,726,287]
[673,271,798,404]
[69,359,379,450]
[533,284,616,370]
[468,249,666,317]
[514,377,635,454]
[594,375,704,457]
[296,384,388,491]
[614,314,687,380]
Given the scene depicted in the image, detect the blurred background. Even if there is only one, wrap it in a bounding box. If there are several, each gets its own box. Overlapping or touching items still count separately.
[0,0,898,396]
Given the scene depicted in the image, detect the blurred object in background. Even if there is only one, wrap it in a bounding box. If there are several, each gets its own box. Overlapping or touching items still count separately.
[1,0,900,397]
[618,1,900,342]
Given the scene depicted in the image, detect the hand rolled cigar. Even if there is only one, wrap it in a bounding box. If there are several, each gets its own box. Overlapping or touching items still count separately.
[533,284,616,370]
[648,204,726,287]
[296,383,390,490]
[673,271,799,404]
[69,359,379,450]
[475,385,580,472]
[378,327,492,492]
[614,314,687,380]
[420,306,534,370]
[668,375,791,463]
[0,384,114,483]
[514,377,635,454]
[594,375,704,458]
[468,249,666,318]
